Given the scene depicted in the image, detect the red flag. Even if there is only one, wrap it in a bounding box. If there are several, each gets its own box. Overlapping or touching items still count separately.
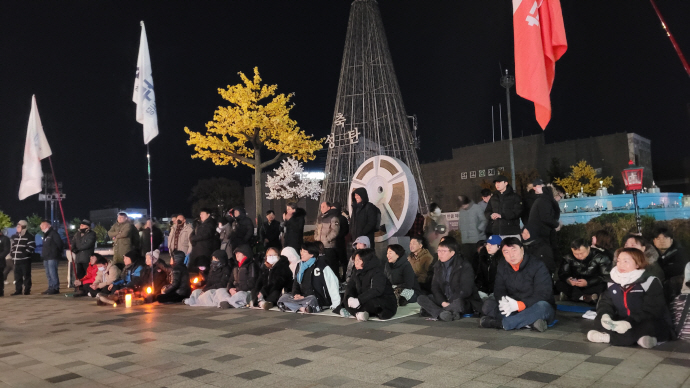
[513,0,567,129]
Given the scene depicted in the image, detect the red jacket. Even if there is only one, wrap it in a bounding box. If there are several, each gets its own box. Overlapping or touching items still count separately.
[81,263,98,285]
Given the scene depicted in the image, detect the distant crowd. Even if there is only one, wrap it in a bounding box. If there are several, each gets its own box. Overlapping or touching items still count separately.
[1,175,689,350]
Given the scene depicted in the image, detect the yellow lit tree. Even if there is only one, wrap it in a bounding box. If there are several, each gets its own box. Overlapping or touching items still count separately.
[185,67,323,222]
[554,160,613,196]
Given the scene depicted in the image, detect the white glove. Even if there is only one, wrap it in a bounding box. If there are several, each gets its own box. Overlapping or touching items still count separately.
[600,314,631,334]
[347,297,361,309]
[499,296,519,316]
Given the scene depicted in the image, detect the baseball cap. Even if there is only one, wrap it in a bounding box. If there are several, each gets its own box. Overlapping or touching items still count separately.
[493,175,509,183]
[486,235,502,246]
[531,178,544,186]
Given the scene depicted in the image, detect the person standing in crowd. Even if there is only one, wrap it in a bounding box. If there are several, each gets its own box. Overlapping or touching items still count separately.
[417,239,481,322]
[652,227,690,298]
[278,242,341,313]
[141,219,164,257]
[556,238,612,303]
[521,227,556,276]
[476,235,503,297]
[587,248,674,348]
[340,248,398,321]
[332,203,349,281]
[157,251,191,304]
[526,181,560,244]
[385,244,420,306]
[169,215,193,258]
[40,220,63,295]
[1,228,11,292]
[10,220,36,296]
[220,244,258,309]
[484,175,523,239]
[521,180,540,226]
[350,188,380,246]
[218,218,232,258]
[479,188,493,238]
[408,235,434,291]
[283,203,306,251]
[314,201,340,277]
[423,203,445,253]
[480,238,555,332]
[406,212,425,240]
[189,208,217,275]
[259,210,281,250]
[108,212,134,264]
[458,195,487,271]
[253,247,293,310]
[229,207,254,252]
[72,220,96,284]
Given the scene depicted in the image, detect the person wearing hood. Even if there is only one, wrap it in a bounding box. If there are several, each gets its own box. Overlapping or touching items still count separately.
[281,246,301,277]
[526,182,561,243]
[384,244,420,306]
[314,202,341,279]
[253,247,293,310]
[346,236,371,284]
[408,235,434,291]
[185,249,232,307]
[219,244,258,308]
[189,209,218,276]
[622,234,664,281]
[88,256,121,298]
[350,188,380,247]
[476,235,503,297]
[72,220,97,284]
[157,250,191,303]
[259,210,282,250]
[484,175,524,239]
[278,242,341,313]
[283,203,307,251]
[556,238,611,303]
[417,239,481,322]
[228,207,255,252]
[521,227,556,276]
[339,248,397,321]
[588,248,674,348]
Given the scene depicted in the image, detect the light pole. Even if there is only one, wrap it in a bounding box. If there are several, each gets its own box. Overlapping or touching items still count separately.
[500,70,516,188]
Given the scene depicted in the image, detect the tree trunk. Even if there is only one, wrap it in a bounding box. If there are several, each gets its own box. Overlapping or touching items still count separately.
[254,154,263,229]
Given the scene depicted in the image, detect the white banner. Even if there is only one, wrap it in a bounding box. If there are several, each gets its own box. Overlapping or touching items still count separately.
[133,21,159,144]
[18,95,52,200]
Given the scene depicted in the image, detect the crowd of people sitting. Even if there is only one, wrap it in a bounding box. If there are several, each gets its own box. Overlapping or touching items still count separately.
[3,175,690,352]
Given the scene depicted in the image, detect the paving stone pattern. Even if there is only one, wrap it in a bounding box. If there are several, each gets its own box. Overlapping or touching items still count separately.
[1,262,690,387]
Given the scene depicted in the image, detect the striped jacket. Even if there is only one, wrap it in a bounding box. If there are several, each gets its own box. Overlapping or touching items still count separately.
[10,231,36,261]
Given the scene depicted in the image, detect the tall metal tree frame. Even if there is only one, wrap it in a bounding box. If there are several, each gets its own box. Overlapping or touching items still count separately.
[321,0,429,213]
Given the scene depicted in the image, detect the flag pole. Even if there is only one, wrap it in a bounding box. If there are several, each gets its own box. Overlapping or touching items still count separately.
[47,156,77,285]
[147,144,154,297]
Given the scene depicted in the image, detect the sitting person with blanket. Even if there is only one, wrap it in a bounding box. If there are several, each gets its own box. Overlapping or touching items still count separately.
[184,249,232,307]
[253,247,293,310]
[219,245,259,308]
[339,248,397,321]
[157,250,191,304]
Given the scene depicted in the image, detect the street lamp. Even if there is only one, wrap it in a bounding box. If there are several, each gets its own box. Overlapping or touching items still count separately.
[621,160,644,233]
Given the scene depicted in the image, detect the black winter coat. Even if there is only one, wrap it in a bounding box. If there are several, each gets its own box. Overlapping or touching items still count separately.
[259,220,281,249]
[430,255,481,312]
[141,226,164,256]
[72,229,96,264]
[204,264,231,291]
[189,218,219,267]
[484,185,523,236]
[10,232,35,261]
[346,258,397,312]
[292,258,332,308]
[0,235,11,268]
[230,209,255,249]
[526,187,561,242]
[335,213,349,250]
[230,257,259,292]
[559,247,612,287]
[384,258,419,292]
[350,187,380,244]
[284,208,306,251]
[255,256,293,297]
[523,237,556,275]
[494,253,556,309]
[654,241,690,282]
[476,247,502,294]
[41,228,63,261]
[164,263,191,297]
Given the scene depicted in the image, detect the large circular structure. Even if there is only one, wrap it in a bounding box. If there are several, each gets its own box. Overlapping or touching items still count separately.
[349,156,419,242]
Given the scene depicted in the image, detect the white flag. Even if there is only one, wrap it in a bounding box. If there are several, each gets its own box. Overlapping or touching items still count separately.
[133,21,159,144]
[18,95,52,200]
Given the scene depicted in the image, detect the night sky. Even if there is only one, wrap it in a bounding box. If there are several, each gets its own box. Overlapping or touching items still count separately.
[1,1,689,223]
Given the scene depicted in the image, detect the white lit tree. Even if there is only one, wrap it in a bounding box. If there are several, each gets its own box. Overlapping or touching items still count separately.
[265,157,322,201]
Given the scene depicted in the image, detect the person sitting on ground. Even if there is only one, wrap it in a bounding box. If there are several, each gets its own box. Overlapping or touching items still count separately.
[384,244,420,306]
[151,257,171,297]
[157,250,191,304]
[476,235,503,298]
[281,246,301,277]
[111,250,146,291]
[417,239,481,322]
[556,238,612,303]
[278,242,341,313]
[587,248,674,348]
[253,247,293,310]
[339,248,397,321]
[480,237,555,332]
[219,244,258,308]
[622,234,664,281]
[73,253,101,297]
[185,249,232,307]
[345,236,371,284]
[521,227,556,276]
[408,235,434,292]
[651,227,690,298]
[591,229,615,259]
[87,256,121,298]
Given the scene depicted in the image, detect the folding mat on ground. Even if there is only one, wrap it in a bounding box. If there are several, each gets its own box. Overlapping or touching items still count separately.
[257,302,421,321]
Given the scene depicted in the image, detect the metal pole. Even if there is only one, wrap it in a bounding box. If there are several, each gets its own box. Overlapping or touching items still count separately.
[649,0,690,78]
[501,70,516,188]
[44,174,48,220]
[633,191,642,233]
[499,103,503,141]
[146,144,154,297]
[48,156,77,281]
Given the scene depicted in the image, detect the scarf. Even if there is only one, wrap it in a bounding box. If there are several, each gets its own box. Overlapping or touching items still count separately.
[297,257,316,283]
[172,224,183,251]
[610,266,645,287]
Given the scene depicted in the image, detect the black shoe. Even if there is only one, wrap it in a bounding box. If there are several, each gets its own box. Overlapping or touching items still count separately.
[398,297,409,307]
[24,292,30,295]
[305,305,314,314]
[479,316,503,329]
[47,289,60,295]
[11,291,22,296]
[219,301,231,309]
[439,311,454,322]
[41,290,51,295]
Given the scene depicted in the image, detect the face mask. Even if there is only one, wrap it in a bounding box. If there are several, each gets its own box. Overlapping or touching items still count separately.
[177,220,183,225]
[266,255,279,265]
[433,208,442,216]
[97,267,105,271]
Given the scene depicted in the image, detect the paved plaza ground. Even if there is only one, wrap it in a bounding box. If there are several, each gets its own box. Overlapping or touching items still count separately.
[1,262,690,388]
